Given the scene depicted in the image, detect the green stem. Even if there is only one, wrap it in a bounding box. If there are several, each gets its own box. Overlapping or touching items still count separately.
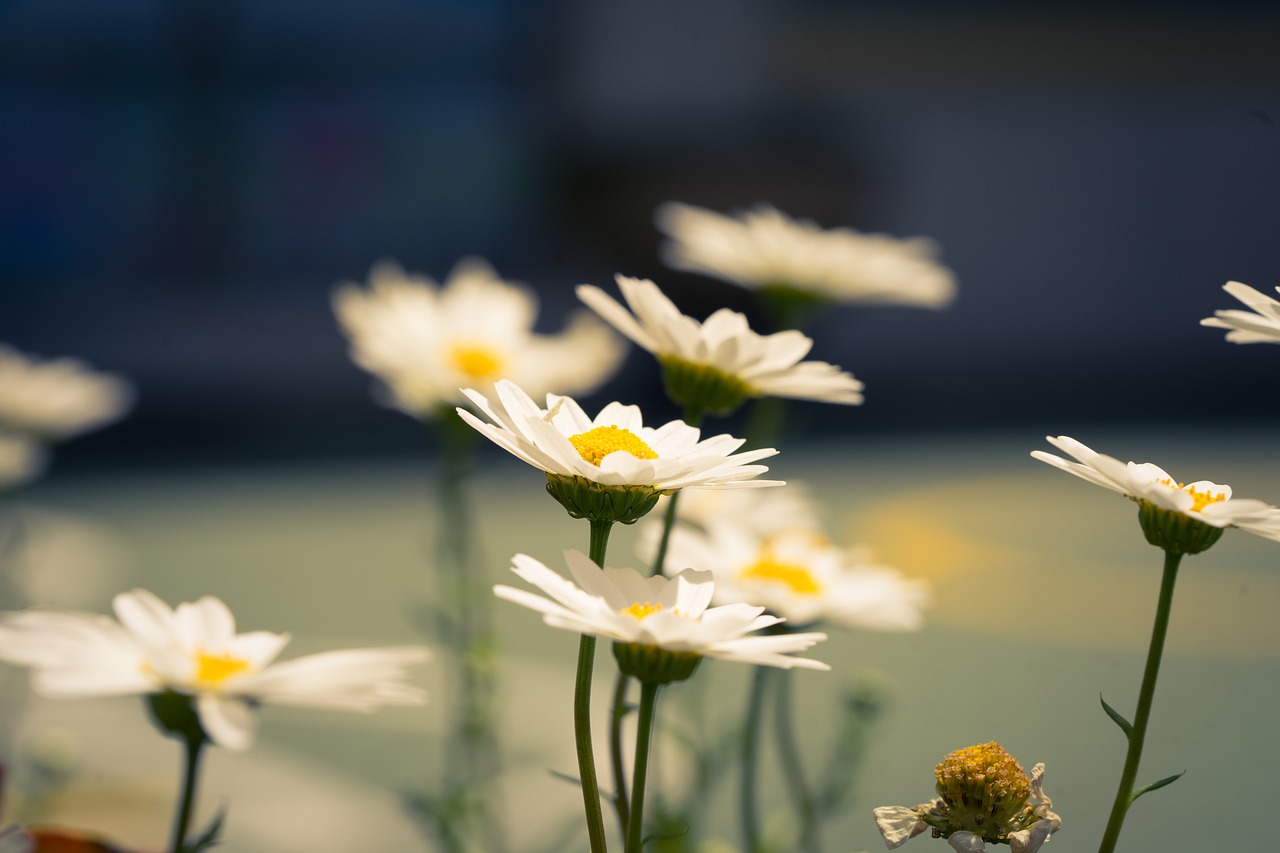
[1097,550,1183,853]
[609,671,632,839]
[741,665,770,853]
[626,683,660,853]
[576,519,614,853]
[169,734,205,853]
[774,667,820,853]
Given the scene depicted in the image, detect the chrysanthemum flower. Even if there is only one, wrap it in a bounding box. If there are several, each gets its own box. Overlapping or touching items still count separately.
[873,742,1060,853]
[494,551,828,684]
[1031,435,1280,554]
[659,522,928,631]
[655,202,956,308]
[1200,280,1280,344]
[456,380,781,524]
[333,258,625,419]
[577,275,863,414]
[0,589,428,750]
[0,345,133,441]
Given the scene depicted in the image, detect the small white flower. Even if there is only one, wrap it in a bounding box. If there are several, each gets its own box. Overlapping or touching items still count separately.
[494,551,829,672]
[1031,435,1280,543]
[655,202,956,308]
[660,523,928,631]
[0,434,45,490]
[0,345,133,440]
[1200,280,1280,344]
[456,379,781,492]
[333,258,625,418]
[577,276,864,407]
[0,589,429,750]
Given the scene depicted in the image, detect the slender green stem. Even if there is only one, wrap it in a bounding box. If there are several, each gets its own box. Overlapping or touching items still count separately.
[168,734,205,853]
[1097,550,1183,853]
[774,667,820,853]
[609,671,632,838]
[575,519,615,853]
[741,665,770,853]
[649,492,682,578]
[626,683,660,853]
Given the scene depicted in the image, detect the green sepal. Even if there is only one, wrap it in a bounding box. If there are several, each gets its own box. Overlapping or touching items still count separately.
[545,475,664,525]
[1130,770,1185,803]
[1135,500,1225,555]
[657,356,754,417]
[182,806,227,852]
[612,642,702,686]
[146,690,210,746]
[1099,693,1133,737]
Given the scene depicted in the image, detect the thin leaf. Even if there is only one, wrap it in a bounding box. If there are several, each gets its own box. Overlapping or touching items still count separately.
[1099,693,1133,737]
[1131,770,1185,803]
[182,806,227,853]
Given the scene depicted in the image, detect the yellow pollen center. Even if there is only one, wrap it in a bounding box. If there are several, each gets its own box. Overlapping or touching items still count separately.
[1157,478,1228,513]
[450,344,504,379]
[740,555,822,595]
[194,650,252,685]
[569,425,658,467]
[622,601,662,620]
[935,741,1030,804]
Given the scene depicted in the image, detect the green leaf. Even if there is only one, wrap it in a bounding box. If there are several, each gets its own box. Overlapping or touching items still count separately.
[1099,693,1133,737]
[182,806,227,852]
[1131,770,1185,803]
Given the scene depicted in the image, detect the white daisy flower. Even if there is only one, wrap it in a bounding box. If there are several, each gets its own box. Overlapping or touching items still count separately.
[655,202,956,308]
[0,345,133,441]
[1200,280,1280,344]
[873,743,1060,853]
[1031,435,1280,553]
[494,551,829,680]
[654,481,820,537]
[0,433,45,490]
[659,523,928,631]
[0,589,429,750]
[577,275,864,413]
[456,379,781,523]
[333,257,625,419]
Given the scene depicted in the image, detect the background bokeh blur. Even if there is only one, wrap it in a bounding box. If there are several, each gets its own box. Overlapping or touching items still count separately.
[5,0,1280,471]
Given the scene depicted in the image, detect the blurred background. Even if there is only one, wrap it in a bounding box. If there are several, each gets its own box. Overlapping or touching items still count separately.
[5,0,1280,470]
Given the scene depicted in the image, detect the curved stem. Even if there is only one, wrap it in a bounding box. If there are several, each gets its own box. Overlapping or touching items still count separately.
[626,683,661,853]
[168,734,205,853]
[575,519,614,853]
[740,665,770,853]
[774,667,820,853]
[1097,550,1183,853]
[609,672,632,839]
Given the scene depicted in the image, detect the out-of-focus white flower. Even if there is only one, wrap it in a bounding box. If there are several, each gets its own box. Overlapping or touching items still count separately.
[494,551,829,677]
[656,482,820,537]
[333,258,626,418]
[1031,435,1280,553]
[873,743,1059,853]
[458,379,780,491]
[577,275,863,413]
[0,434,45,491]
[0,589,428,751]
[1201,280,1280,344]
[657,519,928,630]
[655,202,956,308]
[0,346,133,441]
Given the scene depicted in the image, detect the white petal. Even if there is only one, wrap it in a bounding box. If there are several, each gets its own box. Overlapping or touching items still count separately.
[872,806,928,848]
[947,831,986,852]
[197,693,259,750]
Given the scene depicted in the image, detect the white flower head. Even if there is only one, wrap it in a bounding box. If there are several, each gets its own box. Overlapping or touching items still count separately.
[0,345,133,441]
[457,379,780,492]
[333,258,625,419]
[657,481,821,537]
[494,551,829,675]
[1201,280,1280,344]
[660,522,928,631]
[0,589,429,750]
[655,202,956,308]
[874,743,1059,853]
[577,276,864,413]
[1031,435,1280,552]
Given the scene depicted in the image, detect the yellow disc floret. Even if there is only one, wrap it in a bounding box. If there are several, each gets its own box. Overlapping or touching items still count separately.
[740,555,822,596]
[450,344,504,379]
[1156,478,1227,513]
[622,601,663,620]
[569,425,658,467]
[933,742,1032,839]
[194,650,253,685]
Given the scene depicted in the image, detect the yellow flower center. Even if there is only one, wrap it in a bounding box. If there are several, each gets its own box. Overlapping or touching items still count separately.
[449,343,504,379]
[569,425,658,467]
[194,650,253,685]
[740,554,822,596]
[622,601,663,620]
[935,741,1030,811]
[1157,478,1228,513]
